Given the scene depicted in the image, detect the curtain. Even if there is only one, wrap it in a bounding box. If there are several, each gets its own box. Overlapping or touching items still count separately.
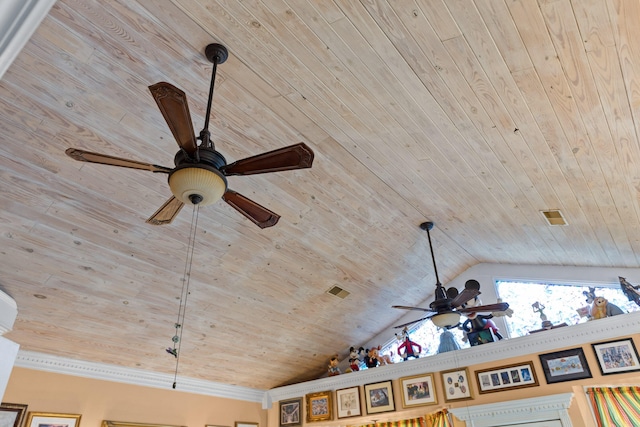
[426,410,451,427]
[358,416,425,427]
[587,386,640,427]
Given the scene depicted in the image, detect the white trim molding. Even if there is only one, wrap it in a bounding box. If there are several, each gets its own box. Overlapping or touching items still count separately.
[449,393,574,426]
[0,0,56,80]
[14,350,265,403]
[0,290,17,335]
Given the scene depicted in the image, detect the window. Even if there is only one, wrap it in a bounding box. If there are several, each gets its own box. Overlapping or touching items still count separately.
[496,280,640,338]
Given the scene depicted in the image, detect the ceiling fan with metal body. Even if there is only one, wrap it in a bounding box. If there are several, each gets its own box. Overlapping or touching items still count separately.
[66,43,314,228]
[393,221,509,328]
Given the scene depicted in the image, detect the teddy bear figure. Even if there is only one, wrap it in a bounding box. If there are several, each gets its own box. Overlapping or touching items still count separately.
[590,296,624,320]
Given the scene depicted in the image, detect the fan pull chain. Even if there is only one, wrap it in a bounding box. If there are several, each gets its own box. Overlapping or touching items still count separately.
[169,203,200,389]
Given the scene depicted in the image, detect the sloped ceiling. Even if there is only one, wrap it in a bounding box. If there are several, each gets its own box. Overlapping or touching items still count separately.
[1,0,640,390]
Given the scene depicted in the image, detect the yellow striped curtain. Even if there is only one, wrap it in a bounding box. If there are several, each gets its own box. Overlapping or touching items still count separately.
[358,416,425,427]
[587,386,640,427]
[426,410,451,427]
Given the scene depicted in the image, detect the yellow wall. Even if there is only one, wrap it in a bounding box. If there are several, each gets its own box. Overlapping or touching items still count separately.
[6,336,640,427]
[4,367,265,427]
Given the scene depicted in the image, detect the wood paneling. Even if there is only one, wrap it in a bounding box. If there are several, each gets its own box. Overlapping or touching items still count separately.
[1,0,639,390]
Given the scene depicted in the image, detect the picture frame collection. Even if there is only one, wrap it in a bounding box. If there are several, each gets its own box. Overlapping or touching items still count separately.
[276,336,640,424]
[3,339,637,427]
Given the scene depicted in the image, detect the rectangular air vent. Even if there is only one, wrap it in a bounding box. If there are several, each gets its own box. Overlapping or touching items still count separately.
[541,210,567,226]
[327,285,350,299]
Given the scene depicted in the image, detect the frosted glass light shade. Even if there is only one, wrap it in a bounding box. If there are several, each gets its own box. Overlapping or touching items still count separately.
[168,166,227,206]
[431,311,461,328]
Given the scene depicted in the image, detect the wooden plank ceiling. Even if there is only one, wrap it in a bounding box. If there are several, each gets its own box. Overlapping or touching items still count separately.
[1,0,640,390]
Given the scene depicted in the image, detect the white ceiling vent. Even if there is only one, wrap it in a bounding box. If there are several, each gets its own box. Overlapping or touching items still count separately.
[326,285,350,299]
[541,210,567,226]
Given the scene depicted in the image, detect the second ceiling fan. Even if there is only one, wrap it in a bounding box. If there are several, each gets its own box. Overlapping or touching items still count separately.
[393,221,509,329]
[66,43,314,228]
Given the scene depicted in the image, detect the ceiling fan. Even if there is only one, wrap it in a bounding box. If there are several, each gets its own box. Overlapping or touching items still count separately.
[392,221,509,328]
[65,43,314,228]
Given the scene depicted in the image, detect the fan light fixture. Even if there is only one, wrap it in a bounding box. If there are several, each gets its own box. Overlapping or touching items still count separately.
[430,311,461,328]
[168,166,227,206]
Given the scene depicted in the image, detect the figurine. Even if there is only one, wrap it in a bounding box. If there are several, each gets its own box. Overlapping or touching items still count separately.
[395,327,422,360]
[619,276,640,307]
[461,296,503,340]
[345,346,364,372]
[590,296,624,320]
[363,347,379,368]
[327,355,341,376]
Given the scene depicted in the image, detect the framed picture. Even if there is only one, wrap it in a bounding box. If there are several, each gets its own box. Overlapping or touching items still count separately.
[27,413,81,427]
[335,387,362,418]
[399,374,437,407]
[279,398,302,427]
[305,391,332,422]
[0,403,28,427]
[440,368,473,402]
[539,347,592,384]
[235,423,257,427]
[592,338,640,375]
[363,380,395,414]
[475,362,539,394]
[102,421,186,427]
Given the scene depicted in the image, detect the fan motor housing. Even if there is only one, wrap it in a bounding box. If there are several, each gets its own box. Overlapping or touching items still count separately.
[168,148,228,206]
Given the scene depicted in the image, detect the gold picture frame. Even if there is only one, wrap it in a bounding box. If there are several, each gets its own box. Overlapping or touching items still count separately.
[103,421,186,427]
[27,413,81,427]
[0,403,28,427]
[399,373,437,407]
[305,391,332,422]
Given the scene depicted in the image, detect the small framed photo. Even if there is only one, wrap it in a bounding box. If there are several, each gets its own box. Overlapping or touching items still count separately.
[235,423,257,427]
[399,374,437,407]
[592,338,640,375]
[305,391,332,422]
[440,368,473,402]
[27,413,81,427]
[279,398,302,427]
[539,347,592,384]
[475,362,539,394]
[335,387,361,418]
[0,403,28,427]
[363,380,395,414]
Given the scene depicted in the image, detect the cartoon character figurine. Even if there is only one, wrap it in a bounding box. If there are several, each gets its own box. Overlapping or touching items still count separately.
[395,327,422,360]
[590,296,624,320]
[327,355,341,376]
[346,346,364,372]
[461,296,503,342]
[619,276,640,307]
[363,347,379,368]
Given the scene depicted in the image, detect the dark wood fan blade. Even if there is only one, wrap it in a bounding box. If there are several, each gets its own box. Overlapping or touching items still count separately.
[149,82,197,154]
[457,302,510,314]
[450,288,481,308]
[145,196,185,225]
[220,143,314,176]
[392,305,434,312]
[222,190,280,228]
[66,148,172,173]
[393,314,434,329]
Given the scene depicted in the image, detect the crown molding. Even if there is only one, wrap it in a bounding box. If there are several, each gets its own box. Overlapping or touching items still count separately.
[265,311,640,404]
[14,350,265,403]
[0,0,56,80]
[14,312,640,408]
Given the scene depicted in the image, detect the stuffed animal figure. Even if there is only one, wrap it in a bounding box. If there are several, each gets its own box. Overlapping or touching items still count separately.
[590,296,624,320]
[327,355,341,376]
[619,276,640,307]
